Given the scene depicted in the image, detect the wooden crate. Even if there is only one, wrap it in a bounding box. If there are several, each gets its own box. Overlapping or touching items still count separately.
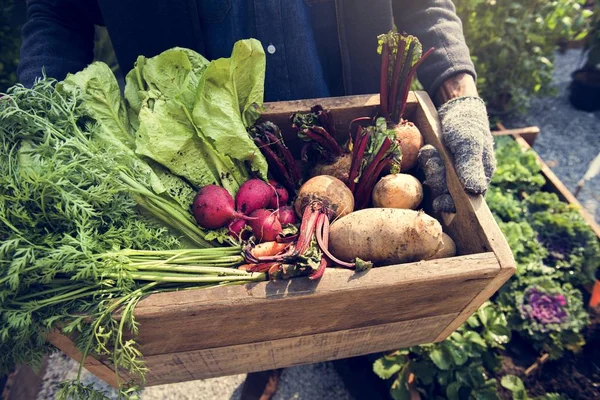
[47,92,516,388]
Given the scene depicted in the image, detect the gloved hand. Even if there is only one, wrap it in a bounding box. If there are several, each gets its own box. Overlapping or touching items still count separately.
[417,96,496,214]
[438,96,496,194]
[417,145,456,213]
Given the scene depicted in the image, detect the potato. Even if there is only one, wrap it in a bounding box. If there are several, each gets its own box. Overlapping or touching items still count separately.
[425,233,457,260]
[372,174,423,209]
[328,208,443,266]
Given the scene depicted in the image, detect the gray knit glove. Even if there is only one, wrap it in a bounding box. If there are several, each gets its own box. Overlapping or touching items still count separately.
[438,96,496,194]
[417,96,496,214]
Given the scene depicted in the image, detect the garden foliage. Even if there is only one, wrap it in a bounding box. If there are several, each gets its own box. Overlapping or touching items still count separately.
[374,136,599,399]
[455,0,593,114]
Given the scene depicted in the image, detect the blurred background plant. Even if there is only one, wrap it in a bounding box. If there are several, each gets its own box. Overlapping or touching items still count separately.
[455,0,593,115]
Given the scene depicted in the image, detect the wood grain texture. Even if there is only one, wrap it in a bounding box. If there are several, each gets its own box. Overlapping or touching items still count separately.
[1,357,47,400]
[495,123,600,239]
[46,330,122,388]
[140,313,457,386]
[131,253,498,356]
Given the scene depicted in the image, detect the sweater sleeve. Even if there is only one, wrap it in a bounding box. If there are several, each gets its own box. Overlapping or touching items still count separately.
[17,0,102,87]
[392,0,476,99]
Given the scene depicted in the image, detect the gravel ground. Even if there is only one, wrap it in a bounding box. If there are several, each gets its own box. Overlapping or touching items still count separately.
[35,49,599,399]
[36,353,352,399]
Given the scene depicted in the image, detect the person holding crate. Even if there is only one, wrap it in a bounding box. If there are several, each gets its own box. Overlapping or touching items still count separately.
[17,0,496,397]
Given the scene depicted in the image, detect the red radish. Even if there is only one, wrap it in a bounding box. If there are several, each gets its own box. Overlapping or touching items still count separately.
[278,206,297,225]
[248,209,283,242]
[228,218,250,241]
[268,180,289,208]
[192,185,246,229]
[235,179,273,215]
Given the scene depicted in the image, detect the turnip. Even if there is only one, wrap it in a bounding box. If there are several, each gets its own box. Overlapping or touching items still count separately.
[192,185,247,229]
[277,206,297,225]
[372,173,423,209]
[248,209,283,242]
[377,32,434,171]
[346,117,403,209]
[293,175,354,220]
[268,180,289,209]
[235,179,273,215]
[292,105,352,184]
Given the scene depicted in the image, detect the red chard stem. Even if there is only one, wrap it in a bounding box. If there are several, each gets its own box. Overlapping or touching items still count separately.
[388,38,407,123]
[311,126,343,156]
[348,126,371,192]
[398,46,435,119]
[379,42,391,119]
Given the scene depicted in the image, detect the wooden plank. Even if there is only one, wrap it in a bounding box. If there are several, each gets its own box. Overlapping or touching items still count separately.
[46,330,121,388]
[491,126,540,146]
[130,253,498,356]
[412,92,516,273]
[495,123,600,239]
[410,92,516,341]
[141,313,457,386]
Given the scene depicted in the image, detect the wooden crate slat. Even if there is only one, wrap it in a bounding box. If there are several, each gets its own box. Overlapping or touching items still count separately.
[46,330,123,388]
[412,92,516,340]
[141,313,457,385]
[129,253,498,356]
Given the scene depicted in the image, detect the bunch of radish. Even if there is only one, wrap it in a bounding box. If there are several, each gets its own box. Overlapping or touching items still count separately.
[191,178,296,243]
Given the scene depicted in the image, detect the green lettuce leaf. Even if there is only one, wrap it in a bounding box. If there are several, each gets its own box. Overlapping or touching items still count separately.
[134,92,222,189]
[126,44,266,195]
[58,62,134,151]
[193,39,268,179]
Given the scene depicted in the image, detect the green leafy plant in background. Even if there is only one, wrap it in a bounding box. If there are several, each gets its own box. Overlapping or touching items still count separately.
[498,275,589,359]
[374,302,510,400]
[375,136,599,399]
[455,0,593,114]
[501,375,567,399]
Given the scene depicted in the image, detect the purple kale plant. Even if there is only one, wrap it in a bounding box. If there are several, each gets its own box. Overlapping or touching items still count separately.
[514,280,589,359]
[520,287,568,332]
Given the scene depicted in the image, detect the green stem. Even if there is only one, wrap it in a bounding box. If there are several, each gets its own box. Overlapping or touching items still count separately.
[106,272,266,283]
[132,265,247,275]
[12,283,87,302]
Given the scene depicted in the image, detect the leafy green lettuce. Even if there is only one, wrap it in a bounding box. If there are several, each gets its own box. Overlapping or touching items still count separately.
[125,41,268,196]
[193,39,268,181]
[58,62,134,151]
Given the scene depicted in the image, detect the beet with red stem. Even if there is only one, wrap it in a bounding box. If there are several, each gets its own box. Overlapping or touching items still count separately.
[249,121,301,194]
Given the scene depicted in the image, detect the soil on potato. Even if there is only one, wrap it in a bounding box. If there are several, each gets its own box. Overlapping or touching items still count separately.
[496,307,600,400]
